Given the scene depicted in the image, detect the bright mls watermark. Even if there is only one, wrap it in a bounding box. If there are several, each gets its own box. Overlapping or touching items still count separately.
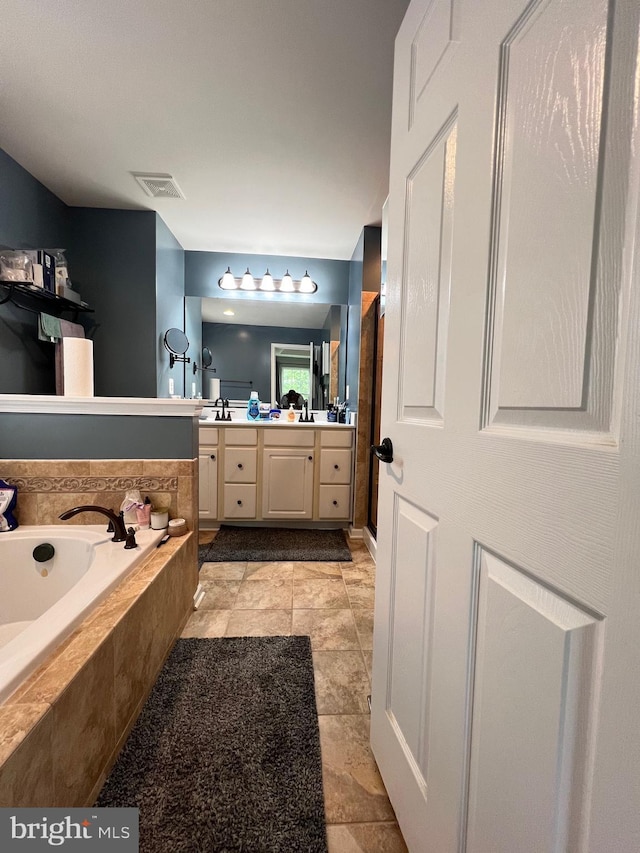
[0,809,138,850]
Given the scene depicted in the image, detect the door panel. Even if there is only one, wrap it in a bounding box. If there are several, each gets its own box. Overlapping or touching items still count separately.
[484,0,622,435]
[372,0,640,850]
[401,115,456,422]
[467,549,601,852]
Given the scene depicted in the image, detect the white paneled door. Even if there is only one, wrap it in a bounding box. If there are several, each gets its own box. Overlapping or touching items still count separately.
[371,1,640,851]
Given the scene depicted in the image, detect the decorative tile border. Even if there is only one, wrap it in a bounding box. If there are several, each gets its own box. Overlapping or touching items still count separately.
[7,477,179,493]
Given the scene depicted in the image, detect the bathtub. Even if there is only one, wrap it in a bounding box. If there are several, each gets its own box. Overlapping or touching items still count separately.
[0,524,164,703]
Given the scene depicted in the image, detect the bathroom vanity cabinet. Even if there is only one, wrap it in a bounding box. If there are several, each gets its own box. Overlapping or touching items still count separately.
[198,423,355,525]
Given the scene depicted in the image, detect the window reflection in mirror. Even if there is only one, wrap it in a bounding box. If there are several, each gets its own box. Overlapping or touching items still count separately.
[190,296,349,407]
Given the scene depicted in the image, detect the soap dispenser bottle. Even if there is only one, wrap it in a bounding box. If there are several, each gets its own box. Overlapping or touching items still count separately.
[287,404,296,422]
[247,390,260,421]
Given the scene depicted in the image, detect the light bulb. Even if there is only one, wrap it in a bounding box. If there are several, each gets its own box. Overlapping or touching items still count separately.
[219,266,236,290]
[260,269,275,291]
[280,270,294,292]
[299,270,315,293]
[240,268,256,290]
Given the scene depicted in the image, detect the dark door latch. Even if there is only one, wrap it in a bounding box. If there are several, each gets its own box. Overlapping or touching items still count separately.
[371,437,393,463]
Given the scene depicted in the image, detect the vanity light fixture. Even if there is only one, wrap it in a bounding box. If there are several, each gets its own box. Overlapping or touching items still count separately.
[220,267,236,290]
[299,270,314,293]
[280,270,294,292]
[217,267,317,294]
[260,269,275,291]
[240,268,256,290]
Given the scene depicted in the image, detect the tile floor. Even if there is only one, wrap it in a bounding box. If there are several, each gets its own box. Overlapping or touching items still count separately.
[185,532,409,853]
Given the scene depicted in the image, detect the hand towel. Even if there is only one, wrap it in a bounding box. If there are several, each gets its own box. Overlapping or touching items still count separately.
[38,312,62,342]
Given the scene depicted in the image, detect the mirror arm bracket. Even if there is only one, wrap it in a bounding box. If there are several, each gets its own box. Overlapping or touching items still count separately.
[193,362,217,375]
[169,353,191,369]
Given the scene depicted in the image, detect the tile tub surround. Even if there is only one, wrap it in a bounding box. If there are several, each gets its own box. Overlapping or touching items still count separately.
[2,458,198,533]
[0,532,197,807]
[190,535,409,853]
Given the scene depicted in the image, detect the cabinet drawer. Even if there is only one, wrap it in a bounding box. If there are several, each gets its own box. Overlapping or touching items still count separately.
[224,447,257,483]
[319,449,352,484]
[318,485,352,519]
[320,429,353,448]
[224,428,257,446]
[263,428,315,447]
[223,484,257,518]
[198,427,219,444]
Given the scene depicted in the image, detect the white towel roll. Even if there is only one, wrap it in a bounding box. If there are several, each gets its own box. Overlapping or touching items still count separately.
[209,377,221,400]
[62,337,94,397]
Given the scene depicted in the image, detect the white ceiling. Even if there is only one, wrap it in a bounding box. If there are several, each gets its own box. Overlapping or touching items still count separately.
[0,0,409,260]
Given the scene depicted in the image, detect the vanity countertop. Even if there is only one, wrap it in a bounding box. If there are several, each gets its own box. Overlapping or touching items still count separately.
[198,418,354,428]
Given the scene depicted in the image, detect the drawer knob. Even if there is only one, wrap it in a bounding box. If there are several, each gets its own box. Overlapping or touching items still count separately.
[237,463,243,469]
[308,455,313,461]
[210,454,216,460]
[237,499,243,506]
[333,500,338,506]
[334,464,339,469]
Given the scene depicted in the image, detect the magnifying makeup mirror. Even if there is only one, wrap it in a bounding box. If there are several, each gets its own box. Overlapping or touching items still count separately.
[163,328,191,368]
[193,346,216,375]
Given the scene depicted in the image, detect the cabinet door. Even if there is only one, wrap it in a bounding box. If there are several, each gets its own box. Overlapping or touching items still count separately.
[262,448,314,519]
[198,447,218,519]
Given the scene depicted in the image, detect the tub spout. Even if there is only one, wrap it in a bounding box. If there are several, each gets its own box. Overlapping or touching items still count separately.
[59,505,128,543]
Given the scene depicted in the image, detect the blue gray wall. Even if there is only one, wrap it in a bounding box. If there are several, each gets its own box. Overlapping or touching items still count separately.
[203,322,328,403]
[185,251,350,305]
[0,148,70,394]
[155,215,185,397]
[0,413,197,459]
[66,208,158,398]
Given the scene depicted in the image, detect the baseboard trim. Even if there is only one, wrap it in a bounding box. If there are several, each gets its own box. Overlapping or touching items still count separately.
[362,526,377,562]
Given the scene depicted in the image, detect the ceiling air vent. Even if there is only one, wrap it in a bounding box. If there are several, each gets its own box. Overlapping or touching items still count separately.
[132,172,185,199]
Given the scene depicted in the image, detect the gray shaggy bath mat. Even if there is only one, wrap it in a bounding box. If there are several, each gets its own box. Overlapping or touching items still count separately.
[96,636,327,853]
[201,525,351,562]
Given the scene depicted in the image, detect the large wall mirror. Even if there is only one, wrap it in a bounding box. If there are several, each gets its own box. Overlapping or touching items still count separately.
[186,296,349,408]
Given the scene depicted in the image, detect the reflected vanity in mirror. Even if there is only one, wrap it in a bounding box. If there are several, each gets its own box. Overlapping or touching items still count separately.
[187,296,349,407]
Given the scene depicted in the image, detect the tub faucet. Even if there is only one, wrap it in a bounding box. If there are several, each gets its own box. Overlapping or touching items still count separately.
[59,505,128,543]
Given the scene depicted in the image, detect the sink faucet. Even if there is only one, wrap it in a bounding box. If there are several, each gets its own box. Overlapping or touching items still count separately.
[59,505,128,542]
[214,397,231,421]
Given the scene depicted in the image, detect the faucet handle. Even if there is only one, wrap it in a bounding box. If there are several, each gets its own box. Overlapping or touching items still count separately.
[106,518,114,533]
[124,527,137,549]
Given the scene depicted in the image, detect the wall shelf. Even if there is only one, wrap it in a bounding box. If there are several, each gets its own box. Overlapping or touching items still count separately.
[0,280,94,317]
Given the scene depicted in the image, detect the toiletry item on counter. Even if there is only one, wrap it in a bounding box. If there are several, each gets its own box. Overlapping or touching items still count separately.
[151,509,169,530]
[120,490,143,526]
[259,402,271,420]
[269,403,281,420]
[247,390,261,421]
[287,404,296,422]
[135,496,152,529]
[327,403,337,423]
[167,517,188,537]
[0,480,18,532]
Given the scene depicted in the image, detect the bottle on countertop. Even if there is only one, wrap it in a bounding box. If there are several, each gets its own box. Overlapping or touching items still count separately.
[0,479,18,532]
[287,404,296,422]
[247,390,261,421]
